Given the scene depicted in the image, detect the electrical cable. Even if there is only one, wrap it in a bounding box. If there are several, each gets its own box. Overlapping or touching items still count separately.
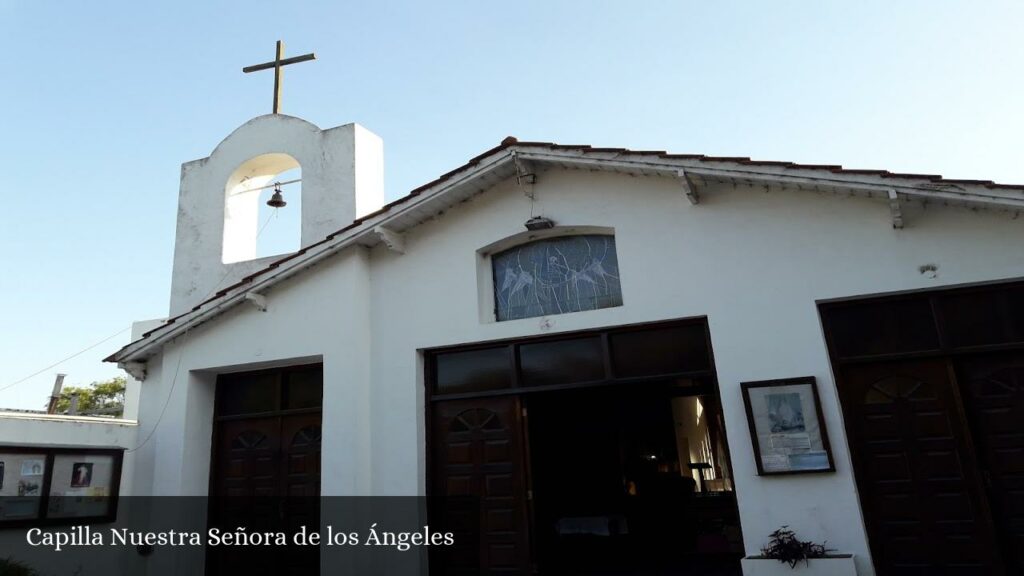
[127,208,279,452]
[2,203,273,399]
[0,325,132,393]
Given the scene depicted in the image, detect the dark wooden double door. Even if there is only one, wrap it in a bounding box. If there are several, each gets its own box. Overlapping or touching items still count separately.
[208,365,323,576]
[824,287,1024,575]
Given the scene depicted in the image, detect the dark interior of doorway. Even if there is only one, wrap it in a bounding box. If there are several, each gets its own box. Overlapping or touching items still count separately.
[526,383,743,576]
[427,319,746,575]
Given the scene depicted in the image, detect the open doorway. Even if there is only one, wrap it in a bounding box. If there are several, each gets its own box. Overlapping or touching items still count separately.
[427,319,745,575]
[527,383,742,575]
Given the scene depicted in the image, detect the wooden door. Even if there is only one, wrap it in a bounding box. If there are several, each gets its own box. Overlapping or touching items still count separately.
[209,417,282,574]
[838,359,1002,575]
[213,417,282,530]
[209,413,321,575]
[956,354,1024,574]
[431,397,531,575]
[279,414,321,576]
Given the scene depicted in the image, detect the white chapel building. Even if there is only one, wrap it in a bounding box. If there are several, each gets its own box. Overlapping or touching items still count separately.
[6,112,1024,576]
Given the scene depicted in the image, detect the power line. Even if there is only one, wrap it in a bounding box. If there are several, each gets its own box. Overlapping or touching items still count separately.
[0,325,132,393]
[128,209,280,452]
[3,206,282,400]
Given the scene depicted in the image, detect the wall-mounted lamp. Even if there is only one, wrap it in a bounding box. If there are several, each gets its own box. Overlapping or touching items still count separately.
[524,216,555,231]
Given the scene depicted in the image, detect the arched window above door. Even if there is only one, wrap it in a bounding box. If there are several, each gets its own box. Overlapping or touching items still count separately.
[492,234,622,321]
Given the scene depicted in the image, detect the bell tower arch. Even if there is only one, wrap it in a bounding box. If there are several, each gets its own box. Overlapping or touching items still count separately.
[222,152,302,263]
[169,114,384,316]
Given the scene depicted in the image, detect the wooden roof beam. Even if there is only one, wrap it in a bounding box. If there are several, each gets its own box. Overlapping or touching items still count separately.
[512,151,536,198]
[374,226,406,254]
[678,169,699,205]
[888,189,904,229]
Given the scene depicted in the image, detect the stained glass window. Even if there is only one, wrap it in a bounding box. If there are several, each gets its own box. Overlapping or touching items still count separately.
[492,234,622,321]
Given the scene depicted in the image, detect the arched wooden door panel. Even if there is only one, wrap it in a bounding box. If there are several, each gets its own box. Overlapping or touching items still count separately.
[280,418,322,576]
[209,417,285,575]
[431,397,531,575]
[213,418,282,530]
[956,354,1024,574]
[838,359,1002,575]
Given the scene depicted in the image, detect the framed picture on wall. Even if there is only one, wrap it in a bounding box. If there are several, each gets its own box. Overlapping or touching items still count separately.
[741,377,835,475]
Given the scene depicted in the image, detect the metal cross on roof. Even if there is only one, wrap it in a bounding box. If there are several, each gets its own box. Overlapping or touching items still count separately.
[243,40,316,114]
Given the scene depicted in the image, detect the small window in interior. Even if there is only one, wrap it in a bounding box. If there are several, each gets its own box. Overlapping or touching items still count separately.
[492,235,622,321]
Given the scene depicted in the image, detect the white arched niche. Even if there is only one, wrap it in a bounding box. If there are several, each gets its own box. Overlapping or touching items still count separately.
[222,153,302,264]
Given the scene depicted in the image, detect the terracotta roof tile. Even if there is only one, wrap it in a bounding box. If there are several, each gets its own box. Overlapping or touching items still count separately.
[660,154,707,160]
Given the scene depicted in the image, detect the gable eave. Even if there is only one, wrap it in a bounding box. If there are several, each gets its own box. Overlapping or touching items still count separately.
[106,148,521,367]
[516,146,1024,211]
[107,142,1024,368]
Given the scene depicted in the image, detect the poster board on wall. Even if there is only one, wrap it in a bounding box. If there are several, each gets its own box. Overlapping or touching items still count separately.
[741,377,836,475]
[0,447,123,526]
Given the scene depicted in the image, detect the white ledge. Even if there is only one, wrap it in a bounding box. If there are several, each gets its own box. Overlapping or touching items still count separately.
[0,412,138,425]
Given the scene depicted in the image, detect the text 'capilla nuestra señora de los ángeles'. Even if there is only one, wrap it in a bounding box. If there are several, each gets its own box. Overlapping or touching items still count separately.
[27,524,455,552]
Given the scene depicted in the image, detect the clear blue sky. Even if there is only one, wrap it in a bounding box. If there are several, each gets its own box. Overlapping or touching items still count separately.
[2,1,1022,409]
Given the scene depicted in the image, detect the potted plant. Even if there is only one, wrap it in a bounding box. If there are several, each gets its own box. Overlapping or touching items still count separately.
[740,527,856,575]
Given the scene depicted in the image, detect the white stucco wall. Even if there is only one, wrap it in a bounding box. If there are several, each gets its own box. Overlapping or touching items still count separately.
[137,247,372,499]
[123,319,165,421]
[0,414,137,451]
[365,169,1023,576]
[127,166,1024,576]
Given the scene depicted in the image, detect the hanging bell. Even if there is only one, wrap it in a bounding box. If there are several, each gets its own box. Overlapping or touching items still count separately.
[266,183,287,208]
